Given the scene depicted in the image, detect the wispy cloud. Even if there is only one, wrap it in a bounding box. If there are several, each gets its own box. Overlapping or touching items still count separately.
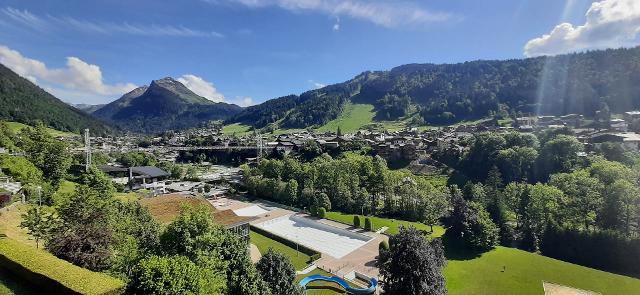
[1,7,224,38]
[308,79,326,89]
[219,0,452,28]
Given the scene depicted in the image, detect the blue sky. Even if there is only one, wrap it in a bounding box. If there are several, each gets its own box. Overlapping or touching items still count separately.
[0,0,638,106]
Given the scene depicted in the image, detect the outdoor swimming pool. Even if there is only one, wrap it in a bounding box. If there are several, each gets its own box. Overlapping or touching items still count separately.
[254,214,372,259]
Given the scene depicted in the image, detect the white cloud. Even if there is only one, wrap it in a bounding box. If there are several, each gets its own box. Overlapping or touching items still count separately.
[0,45,137,104]
[333,16,340,31]
[177,74,225,102]
[229,96,254,107]
[524,0,640,57]
[225,0,451,28]
[1,7,223,38]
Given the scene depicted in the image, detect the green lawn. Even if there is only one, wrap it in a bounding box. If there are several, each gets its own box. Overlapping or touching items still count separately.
[4,122,78,138]
[315,103,375,134]
[249,231,311,271]
[445,246,640,295]
[324,211,446,237]
[222,123,252,136]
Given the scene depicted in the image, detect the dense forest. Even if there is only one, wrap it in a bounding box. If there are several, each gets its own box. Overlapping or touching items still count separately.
[229,46,640,129]
[0,64,114,135]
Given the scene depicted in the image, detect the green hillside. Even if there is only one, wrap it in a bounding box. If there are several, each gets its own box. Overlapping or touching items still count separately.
[0,64,113,135]
[445,246,640,295]
[315,103,375,133]
[5,121,78,138]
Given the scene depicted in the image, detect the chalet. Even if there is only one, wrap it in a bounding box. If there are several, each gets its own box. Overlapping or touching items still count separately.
[590,132,640,151]
[610,119,628,132]
[100,165,170,194]
[0,176,21,194]
[213,209,253,240]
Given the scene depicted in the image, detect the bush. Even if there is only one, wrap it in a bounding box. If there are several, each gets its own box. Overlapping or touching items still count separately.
[317,207,326,218]
[364,217,373,231]
[379,240,389,252]
[0,238,125,295]
[308,253,321,263]
[353,215,361,228]
[309,206,318,217]
[128,255,225,295]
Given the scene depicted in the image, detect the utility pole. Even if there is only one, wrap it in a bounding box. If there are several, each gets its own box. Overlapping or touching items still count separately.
[256,132,263,162]
[84,129,91,172]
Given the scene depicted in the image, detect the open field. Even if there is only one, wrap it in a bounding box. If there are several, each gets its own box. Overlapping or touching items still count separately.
[4,122,78,138]
[324,211,446,237]
[315,103,375,133]
[445,246,640,295]
[249,231,311,271]
[222,123,252,136]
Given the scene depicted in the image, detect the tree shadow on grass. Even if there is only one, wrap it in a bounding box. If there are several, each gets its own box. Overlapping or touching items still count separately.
[442,231,484,261]
[0,268,40,295]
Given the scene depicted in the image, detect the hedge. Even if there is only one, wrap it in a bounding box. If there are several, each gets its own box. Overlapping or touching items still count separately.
[541,226,640,278]
[0,238,125,295]
[250,225,321,258]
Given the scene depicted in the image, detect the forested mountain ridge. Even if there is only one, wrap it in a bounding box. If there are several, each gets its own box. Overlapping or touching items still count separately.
[93,77,242,134]
[0,64,114,135]
[229,46,640,129]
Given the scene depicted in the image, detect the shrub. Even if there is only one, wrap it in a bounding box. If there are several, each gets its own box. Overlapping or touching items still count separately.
[308,253,321,263]
[309,206,318,217]
[365,217,373,231]
[379,240,389,252]
[317,207,326,218]
[353,215,361,228]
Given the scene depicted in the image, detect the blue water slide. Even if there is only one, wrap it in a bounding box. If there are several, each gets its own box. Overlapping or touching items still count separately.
[298,274,378,295]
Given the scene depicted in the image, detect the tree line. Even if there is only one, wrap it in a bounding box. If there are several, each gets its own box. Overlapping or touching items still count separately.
[243,153,450,232]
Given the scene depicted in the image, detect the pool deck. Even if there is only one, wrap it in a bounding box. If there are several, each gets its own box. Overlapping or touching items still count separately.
[216,197,385,278]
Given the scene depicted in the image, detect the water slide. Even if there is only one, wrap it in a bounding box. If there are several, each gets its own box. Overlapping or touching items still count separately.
[298,274,378,295]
